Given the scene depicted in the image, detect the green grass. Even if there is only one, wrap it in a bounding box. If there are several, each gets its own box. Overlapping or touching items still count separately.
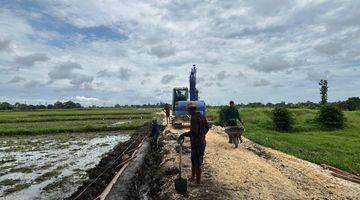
[207,108,360,174]
[0,179,20,186]
[0,108,155,118]
[9,166,34,173]
[0,108,154,121]
[34,170,61,183]
[3,183,31,195]
[0,119,147,135]
[0,108,157,135]
[0,114,151,123]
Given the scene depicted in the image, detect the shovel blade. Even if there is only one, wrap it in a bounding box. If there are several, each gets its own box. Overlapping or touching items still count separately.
[174,177,187,194]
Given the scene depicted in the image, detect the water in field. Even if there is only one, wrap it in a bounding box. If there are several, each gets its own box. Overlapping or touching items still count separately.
[0,132,131,200]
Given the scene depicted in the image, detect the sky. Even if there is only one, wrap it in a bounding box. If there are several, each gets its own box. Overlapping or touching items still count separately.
[0,0,359,106]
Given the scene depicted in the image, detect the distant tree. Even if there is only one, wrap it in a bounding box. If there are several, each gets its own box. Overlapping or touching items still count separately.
[63,101,81,109]
[14,102,21,108]
[266,103,274,107]
[16,103,28,110]
[0,102,12,110]
[246,102,264,108]
[53,101,64,109]
[346,97,360,111]
[114,104,121,108]
[319,79,328,105]
[75,103,82,108]
[272,107,294,131]
[317,104,345,129]
[0,101,84,110]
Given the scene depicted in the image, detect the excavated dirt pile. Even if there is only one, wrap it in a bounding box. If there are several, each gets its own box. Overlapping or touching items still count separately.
[125,136,166,199]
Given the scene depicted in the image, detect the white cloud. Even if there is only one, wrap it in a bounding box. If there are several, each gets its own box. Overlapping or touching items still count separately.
[148,42,176,58]
[75,96,99,102]
[253,79,271,87]
[306,70,333,82]
[118,68,132,81]
[161,74,175,84]
[14,53,49,67]
[250,56,292,73]
[48,62,94,90]
[0,39,11,52]
[23,80,43,89]
[216,71,229,81]
[97,68,132,81]
[8,76,26,83]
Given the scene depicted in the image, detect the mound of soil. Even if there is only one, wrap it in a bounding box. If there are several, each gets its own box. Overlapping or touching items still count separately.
[125,137,166,199]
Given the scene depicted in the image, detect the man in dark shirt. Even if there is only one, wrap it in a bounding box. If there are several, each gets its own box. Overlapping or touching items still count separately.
[178,101,209,184]
[224,101,244,145]
[224,101,243,126]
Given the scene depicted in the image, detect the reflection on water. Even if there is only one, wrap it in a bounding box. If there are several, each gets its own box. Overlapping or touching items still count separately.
[0,132,130,200]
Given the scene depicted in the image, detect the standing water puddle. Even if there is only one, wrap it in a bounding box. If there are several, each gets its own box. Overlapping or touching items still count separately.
[0,132,131,199]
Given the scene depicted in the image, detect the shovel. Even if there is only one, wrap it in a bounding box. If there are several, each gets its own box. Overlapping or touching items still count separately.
[174,141,187,194]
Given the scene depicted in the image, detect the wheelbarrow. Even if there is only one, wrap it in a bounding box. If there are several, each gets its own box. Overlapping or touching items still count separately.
[224,125,245,148]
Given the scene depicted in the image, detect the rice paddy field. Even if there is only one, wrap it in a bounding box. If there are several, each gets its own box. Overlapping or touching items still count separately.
[208,108,360,175]
[1,107,359,199]
[0,108,156,199]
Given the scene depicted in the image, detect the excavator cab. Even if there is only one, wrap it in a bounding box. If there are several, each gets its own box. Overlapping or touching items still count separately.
[171,65,206,128]
[172,87,188,115]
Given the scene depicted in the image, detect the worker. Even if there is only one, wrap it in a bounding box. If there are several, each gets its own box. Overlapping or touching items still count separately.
[177,101,209,184]
[224,100,244,143]
[150,118,159,148]
[224,101,243,126]
[163,103,171,124]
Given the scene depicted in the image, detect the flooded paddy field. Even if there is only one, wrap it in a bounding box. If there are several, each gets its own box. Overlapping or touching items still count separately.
[0,108,155,135]
[0,131,131,199]
[0,108,156,199]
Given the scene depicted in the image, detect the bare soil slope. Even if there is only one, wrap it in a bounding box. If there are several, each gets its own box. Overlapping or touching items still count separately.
[159,124,360,200]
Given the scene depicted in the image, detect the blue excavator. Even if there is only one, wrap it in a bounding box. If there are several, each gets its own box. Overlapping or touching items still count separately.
[172,65,206,127]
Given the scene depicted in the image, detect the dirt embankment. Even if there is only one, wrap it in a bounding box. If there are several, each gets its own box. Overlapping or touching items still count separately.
[157,125,360,200]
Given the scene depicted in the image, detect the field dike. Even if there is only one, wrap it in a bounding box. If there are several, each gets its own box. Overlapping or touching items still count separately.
[66,123,166,200]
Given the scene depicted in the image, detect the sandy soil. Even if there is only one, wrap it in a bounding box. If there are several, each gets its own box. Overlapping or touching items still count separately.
[159,124,360,200]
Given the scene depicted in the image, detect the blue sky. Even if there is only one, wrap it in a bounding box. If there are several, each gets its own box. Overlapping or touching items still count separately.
[0,0,359,106]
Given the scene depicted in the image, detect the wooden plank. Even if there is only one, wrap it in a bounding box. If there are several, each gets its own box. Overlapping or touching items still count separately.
[95,138,144,200]
[321,164,360,184]
[331,172,360,184]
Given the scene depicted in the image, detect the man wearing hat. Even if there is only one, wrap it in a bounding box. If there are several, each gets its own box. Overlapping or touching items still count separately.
[177,101,209,184]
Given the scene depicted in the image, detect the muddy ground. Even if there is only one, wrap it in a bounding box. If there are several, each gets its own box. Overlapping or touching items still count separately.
[156,124,360,200]
[67,123,161,200]
[0,132,130,200]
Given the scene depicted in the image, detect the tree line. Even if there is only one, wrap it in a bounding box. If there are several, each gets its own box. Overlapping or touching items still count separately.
[0,101,82,111]
[1,97,359,111]
[208,97,360,111]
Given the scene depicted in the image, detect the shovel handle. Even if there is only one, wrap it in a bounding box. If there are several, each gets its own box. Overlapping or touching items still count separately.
[179,142,182,178]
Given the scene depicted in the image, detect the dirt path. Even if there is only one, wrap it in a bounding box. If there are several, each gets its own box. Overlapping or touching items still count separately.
[159,123,360,200]
[206,126,360,199]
